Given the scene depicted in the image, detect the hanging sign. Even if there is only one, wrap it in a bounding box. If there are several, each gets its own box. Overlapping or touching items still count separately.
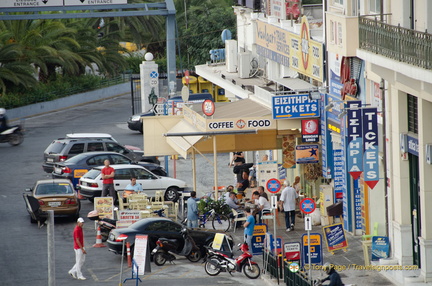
[301,119,320,143]
[347,101,363,179]
[362,107,379,189]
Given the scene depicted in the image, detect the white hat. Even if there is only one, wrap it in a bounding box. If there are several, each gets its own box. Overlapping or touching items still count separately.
[77,217,85,223]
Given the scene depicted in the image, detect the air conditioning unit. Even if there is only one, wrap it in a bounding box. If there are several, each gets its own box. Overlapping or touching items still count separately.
[238,52,251,79]
[225,40,238,73]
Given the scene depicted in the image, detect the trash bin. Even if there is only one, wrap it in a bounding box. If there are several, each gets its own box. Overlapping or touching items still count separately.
[326,201,343,217]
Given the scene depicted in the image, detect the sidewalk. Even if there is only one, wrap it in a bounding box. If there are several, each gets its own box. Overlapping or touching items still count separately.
[228,211,397,286]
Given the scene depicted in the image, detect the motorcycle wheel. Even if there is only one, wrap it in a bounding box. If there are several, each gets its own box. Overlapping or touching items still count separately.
[154,251,167,266]
[243,263,260,279]
[8,131,24,146]
[204,257,221,276]
[186,250,202,262]
[212,214,230,232]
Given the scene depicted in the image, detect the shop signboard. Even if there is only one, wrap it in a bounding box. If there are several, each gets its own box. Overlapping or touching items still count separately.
[134,235,151,275]
[407,134,419,156]
[347,101,363,179]
[301,119,320,143]
[1,0,63,7]
[116,210,141,228]
[284,242,301,261]
[333,149,344,201]
[301,233,323,266]
[353,180,362,230]
[295,144,319,164]
[321,95,333,178]
[371,236,390,261]
[251,224,267,255]
[362,107,379,189]
[94,197,113,219]
[272,94,320,119]
[322,223,348,254]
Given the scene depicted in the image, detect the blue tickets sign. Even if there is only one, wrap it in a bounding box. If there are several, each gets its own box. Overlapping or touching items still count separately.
[362,107,379,189]
[272,94,320,119]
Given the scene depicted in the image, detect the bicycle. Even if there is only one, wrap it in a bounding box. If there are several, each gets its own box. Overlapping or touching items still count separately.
[199,209,231,232]
[183,209,231,232]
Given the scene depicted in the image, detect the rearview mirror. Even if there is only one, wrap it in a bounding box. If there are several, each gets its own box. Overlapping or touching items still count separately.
[25,188,32,192]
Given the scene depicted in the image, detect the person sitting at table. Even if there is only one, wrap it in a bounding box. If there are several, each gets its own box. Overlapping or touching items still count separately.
[220,185,235,202]
[252,191,271,224]
[236,171,249,198]
[123,177,143,198]
[225,192,241,210]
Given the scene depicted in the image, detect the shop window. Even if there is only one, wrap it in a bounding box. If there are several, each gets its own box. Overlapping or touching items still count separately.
[369,0,381,14]
[407,94,418,134]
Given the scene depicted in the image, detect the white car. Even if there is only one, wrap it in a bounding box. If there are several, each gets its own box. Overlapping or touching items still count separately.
[78,164,188,202]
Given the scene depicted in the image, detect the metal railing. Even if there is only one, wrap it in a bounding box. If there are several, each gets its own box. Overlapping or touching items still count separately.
[263,250,313,286]
[359,16,432,69]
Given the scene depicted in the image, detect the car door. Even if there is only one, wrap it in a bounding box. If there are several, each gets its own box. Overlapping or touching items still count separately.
[133,167,162,196]
[112,168,133,190]
[105,142,138,161]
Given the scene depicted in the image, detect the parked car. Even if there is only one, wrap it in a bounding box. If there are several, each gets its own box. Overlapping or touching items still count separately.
[51,152,166,189]
[42,133,159,173]
[127,93,213,133]
[24,179,80,222]
[107,217,233,257]
[78,164,187,202]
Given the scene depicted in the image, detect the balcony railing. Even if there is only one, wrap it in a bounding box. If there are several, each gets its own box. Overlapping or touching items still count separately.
[359,17,432,69]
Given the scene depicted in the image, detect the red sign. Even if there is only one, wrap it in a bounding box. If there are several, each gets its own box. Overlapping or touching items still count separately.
[301,119,319,143]
[284,242,301,261]
[299,198,316,214]
[202,99,215,116]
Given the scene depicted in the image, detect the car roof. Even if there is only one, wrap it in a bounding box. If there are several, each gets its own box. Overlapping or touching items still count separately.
[93,164,143,170]
[66,133,115,139]
[36,179,72,184]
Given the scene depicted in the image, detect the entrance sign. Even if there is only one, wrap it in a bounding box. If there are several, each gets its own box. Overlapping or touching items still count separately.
[65,0,127,5]
[266,178,282,193]
[272,94,320,119]
[322,223,348,254]
[1,0,63,7]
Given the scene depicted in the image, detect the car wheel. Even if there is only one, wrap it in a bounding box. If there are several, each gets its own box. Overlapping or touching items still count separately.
[164,187,179,202]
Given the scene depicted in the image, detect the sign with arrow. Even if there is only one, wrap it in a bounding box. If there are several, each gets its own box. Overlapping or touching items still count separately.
[64,0,127,5]
[272,94,320,119]
[1,0,63,7]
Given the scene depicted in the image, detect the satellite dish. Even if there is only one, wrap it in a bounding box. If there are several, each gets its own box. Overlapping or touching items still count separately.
[181,86,190,102]
[221,29,232,42]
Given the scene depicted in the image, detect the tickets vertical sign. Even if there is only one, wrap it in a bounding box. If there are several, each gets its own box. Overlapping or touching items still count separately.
[347,101,363,179]
[362,108,379,189]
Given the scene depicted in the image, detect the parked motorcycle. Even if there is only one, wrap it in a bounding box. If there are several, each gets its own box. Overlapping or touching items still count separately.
[0,125,24,146]
[87,210,116,242]
[151,227,202,265]
[204,243,260,279]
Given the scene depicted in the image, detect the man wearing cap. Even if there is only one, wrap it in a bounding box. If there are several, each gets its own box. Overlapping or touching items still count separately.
[279,180,299,232]
[69,217,87,280]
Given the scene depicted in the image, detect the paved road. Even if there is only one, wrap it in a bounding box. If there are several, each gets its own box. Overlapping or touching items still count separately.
[0,95,242,286]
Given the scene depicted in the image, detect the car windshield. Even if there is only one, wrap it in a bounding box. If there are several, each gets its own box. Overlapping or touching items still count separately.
[81,169,101,179]
[35,183,74,195]
[44,141,66,154]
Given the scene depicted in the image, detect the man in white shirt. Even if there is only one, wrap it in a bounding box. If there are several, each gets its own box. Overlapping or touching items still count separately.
[279,180,299,232]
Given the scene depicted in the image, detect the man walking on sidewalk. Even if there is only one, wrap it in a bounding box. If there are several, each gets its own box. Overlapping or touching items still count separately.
[69,217,87,280]
[279,180,299,232]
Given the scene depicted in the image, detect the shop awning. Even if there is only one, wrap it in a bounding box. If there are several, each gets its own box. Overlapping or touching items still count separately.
[274,77,315,92]
[165,120,203,158]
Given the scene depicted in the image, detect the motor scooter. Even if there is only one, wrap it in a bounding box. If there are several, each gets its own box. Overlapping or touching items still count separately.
[204,243,260,279]
[87,210,116,242]
[151,227,202,265]
[0,125,24,146]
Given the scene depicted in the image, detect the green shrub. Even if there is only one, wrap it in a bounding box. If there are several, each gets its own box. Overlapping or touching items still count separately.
[198,197,231,216]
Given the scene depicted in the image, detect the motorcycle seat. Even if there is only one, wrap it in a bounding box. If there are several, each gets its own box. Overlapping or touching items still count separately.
[160,238,178,244]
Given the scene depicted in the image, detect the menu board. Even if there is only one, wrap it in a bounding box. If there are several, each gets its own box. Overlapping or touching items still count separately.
[94,197,114,219]
[322,223,348,254]
[134,235,151,275]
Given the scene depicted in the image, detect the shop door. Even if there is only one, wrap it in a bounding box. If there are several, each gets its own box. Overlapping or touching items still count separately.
[409,153,421,266]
